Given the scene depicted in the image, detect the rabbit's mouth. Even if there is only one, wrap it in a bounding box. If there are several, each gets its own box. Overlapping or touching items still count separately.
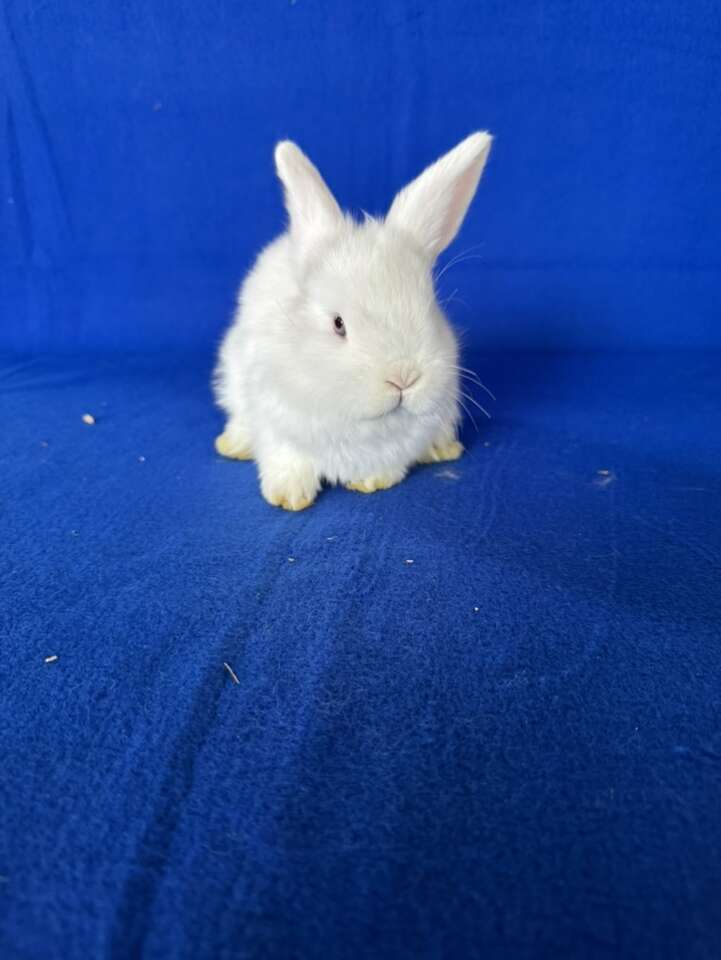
[362,402,405,423]
[361,385,408,422]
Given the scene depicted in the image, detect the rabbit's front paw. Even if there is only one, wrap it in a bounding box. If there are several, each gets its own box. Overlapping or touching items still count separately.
[264,488,316,511]
[345,470,406,494]
[259,455,319,511]
[417,439,464,464]
[215,420,253,460]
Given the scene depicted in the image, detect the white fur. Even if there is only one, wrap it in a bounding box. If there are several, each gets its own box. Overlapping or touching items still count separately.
[214,132,493,509]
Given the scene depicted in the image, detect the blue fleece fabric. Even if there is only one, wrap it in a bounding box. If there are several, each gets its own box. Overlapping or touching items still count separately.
[3,0,721,955]
[1,351,720,959]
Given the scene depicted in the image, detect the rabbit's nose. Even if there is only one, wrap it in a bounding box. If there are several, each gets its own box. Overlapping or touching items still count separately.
[386,369,421,392]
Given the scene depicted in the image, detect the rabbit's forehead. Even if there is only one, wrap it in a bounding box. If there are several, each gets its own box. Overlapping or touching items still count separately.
[314,232,432,315]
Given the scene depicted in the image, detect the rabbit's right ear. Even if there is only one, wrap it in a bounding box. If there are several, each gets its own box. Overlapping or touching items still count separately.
[274,141,343,246]
[386,132,492,263]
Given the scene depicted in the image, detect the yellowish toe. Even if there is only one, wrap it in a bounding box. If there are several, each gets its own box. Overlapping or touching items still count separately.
[215,432,253,460]
[283,496,314,512]
[345,475,402,494]
[268,494,314,512]
[418,439,464,464]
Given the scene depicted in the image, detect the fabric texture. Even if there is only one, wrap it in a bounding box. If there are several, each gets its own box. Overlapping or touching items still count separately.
[2,0,721,956]
[2,352,720,959]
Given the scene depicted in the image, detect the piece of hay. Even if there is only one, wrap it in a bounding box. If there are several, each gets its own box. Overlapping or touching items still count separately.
[223,662,239,684]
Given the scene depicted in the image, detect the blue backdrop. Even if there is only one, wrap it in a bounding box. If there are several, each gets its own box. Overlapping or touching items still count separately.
[2,4,721,960]
[2,0,720,353]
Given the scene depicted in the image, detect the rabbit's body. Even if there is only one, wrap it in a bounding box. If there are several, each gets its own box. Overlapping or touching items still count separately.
[214,133,492,509]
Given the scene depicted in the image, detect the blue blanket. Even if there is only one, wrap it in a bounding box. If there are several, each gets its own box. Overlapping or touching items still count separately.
[2,351,719,958]
[3,0,721,954]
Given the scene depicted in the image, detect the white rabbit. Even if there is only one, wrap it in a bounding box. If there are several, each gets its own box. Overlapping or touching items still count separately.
[214,131,492,510]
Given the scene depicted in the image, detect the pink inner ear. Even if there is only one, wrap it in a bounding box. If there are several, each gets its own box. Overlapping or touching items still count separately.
[386,135,491,262]
[442,161,484,251]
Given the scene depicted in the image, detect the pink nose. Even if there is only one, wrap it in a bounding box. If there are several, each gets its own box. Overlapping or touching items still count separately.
[386,370,421,392]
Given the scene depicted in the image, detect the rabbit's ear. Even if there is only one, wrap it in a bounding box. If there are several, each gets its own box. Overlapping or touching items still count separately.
[386,132,492,262]
[275,141,343,243]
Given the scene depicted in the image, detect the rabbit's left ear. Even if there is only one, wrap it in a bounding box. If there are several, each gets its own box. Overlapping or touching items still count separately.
[275,141,343,245]
[386,132,492,262]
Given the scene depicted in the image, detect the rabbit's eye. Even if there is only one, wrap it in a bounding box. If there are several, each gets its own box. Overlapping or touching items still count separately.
[333,316,346,338]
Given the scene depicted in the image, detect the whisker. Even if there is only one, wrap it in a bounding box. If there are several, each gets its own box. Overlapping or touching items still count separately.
[456,364,484,378]
[441,361,497,403]
[459,373,493,396]
[456,371,497,403]
[460,390,491,420]
[439,292,470,311]
[438,288,459,307]
[429,352,497,405]
[462,377,486,388]
[434,252,487,284]
[433,243,486,282]
[457,395,479,432]
[434,253,469,283]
